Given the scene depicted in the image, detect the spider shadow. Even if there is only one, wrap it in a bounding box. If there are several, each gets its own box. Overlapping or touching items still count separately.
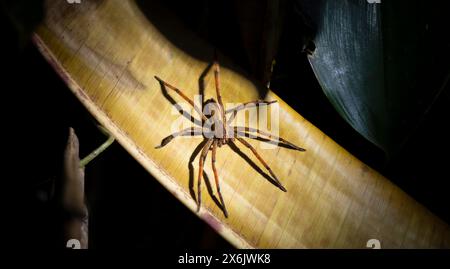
[228,140,283,190]
[189,139,227,215]
[156,80,202,126]
[240,135,301,151]
[155,61,212,126]
[198,61,213,106]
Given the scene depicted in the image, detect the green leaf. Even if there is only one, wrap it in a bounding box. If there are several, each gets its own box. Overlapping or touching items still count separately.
[298,0,450,156]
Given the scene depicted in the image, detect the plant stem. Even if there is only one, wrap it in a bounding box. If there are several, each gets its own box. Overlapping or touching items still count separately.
[80,126,115,167]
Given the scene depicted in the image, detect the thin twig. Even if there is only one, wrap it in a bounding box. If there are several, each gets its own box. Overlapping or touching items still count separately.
[80,125,115,167]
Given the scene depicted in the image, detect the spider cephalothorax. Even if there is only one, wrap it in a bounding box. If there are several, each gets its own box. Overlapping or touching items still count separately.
[202,98,231,147]
[155,60,305,217]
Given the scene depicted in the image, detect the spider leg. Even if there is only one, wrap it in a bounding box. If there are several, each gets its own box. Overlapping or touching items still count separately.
[154,76,208,121]
[213,58,228,141]
[226,100,277,124]
[234,126,306,151]
[197,139,214,211]
[234,137,287,192]
[211,140,228,218]
[155,127,203,149]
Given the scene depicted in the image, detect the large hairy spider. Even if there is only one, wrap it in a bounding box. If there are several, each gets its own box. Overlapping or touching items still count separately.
[154,60,305,217]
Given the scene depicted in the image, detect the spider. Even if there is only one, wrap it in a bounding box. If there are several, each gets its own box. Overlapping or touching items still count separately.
[154,60,305,217]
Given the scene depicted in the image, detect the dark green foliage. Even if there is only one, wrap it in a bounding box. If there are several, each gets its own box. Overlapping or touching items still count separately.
[298,0,450,156]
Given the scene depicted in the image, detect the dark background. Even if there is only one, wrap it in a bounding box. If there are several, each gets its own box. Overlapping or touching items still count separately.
[3,0,449,249]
